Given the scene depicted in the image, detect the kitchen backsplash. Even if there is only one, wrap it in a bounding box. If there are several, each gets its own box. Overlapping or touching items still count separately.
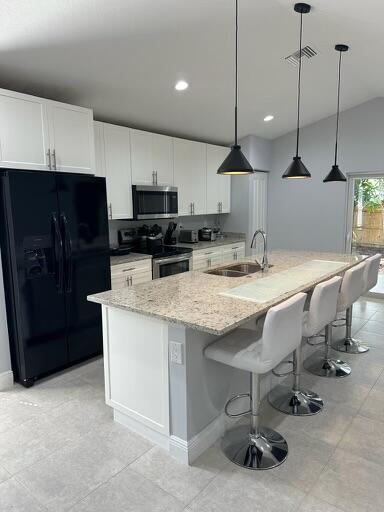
[108,214,228,246]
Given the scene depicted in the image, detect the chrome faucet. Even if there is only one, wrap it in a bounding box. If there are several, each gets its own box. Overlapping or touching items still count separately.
[250,229,269,271]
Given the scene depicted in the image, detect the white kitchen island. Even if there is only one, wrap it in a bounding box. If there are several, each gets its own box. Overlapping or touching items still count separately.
[88,250,364,464]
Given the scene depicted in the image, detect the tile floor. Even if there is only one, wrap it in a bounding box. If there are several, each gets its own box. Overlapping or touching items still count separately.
[1,297,384,511]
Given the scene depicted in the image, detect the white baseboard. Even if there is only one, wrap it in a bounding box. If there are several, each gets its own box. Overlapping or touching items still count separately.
[114,409,170,451]
[170,413,229,465]
[0,370,13,391]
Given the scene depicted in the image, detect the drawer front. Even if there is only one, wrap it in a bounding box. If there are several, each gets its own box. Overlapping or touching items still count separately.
[111,268,152,290]
[111,259,152,276]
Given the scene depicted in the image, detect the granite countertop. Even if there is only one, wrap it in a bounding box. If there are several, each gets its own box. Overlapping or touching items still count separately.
[90,250,365,335]
[173,234,245,251]
[110,253,152,267]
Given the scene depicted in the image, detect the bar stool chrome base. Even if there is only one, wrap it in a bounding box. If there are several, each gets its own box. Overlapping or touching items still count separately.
[332,336,369,354]
[332,305,369,354]
[268,384,323,416]
[304,351,351,378]
[222,424,288,470]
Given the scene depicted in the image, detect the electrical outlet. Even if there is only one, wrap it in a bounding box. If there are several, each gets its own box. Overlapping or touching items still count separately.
[170,341,184,364]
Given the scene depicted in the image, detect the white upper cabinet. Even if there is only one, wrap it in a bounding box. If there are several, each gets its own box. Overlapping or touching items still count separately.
[0,91,50,170]
[48,102,95,174]
[173,138,206,216]
[131,129,173,185]
[93,121,106,178]
[0,88,95,174]
[206,144,231,214]
[103,123,133,219]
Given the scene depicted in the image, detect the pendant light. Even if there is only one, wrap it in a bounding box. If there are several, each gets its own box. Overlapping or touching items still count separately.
[217,0,254,175]
[282,3,311,179]
[323,44,349,183]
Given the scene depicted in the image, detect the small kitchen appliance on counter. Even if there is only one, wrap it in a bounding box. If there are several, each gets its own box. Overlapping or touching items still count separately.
[198,227,216,242]
[178,229,198,244]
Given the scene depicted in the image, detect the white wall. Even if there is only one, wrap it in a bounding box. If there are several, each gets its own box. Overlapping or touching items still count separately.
[268,98,384,252]
[0,248,11,377]
[223,135,272,250]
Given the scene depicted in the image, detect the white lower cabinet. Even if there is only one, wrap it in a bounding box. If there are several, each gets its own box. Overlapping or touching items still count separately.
[192,242,245,271]
[222,243,246,263]
[111,259,152,290]
[192,248,223,271]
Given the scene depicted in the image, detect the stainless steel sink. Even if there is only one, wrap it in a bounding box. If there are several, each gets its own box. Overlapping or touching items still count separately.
[205,269,247,277]
[205,261,273,277]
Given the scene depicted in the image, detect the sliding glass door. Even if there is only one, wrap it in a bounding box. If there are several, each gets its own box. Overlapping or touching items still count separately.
[345,174,384,296]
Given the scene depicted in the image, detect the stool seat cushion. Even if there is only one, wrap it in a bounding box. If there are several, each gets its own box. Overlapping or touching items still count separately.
[204,328,273,374]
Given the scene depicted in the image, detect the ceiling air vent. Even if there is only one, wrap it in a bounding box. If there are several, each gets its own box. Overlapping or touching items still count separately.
[285,45,318,66]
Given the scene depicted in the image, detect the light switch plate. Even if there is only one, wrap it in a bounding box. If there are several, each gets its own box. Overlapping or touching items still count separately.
[170,341,184,364]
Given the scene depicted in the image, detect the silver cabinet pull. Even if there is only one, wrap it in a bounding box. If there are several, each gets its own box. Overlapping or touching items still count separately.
[108,203,113,219]
[52,149,57,170]
[192,202,195,215]
[207,258,212,268]
[46,149,52,170]
[130,276,133,286]
[122,267,135,272]
[152,171,156,185]
[126,275,133,286]
[190,202,193,215]
[154,171,158,185]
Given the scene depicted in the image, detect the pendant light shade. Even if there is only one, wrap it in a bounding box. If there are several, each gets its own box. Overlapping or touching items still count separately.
[323,44,349,183]
[282,3,311,179]
[217,144,253,175]
[217,0,254,176]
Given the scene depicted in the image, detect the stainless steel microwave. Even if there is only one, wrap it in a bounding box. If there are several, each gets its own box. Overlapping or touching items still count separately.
[132,185,178,220]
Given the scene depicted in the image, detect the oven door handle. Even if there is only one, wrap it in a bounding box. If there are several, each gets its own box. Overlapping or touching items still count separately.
[153,254,192,266]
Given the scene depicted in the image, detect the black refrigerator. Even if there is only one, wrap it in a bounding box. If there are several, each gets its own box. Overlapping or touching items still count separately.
[0,169,111,387]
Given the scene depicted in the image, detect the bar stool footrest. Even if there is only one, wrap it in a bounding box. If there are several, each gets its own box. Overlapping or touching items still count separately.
[224,393,251,418]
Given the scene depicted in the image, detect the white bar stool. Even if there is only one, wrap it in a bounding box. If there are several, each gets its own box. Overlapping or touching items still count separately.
[332,262,369,354]
[303,276,351,378]
[363,253,381,295]
[204,292,306,470]
[270,276,342,414]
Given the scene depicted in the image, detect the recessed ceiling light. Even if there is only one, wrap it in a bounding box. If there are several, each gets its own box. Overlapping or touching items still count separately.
[175,80,189,91]
[264,115,274,122]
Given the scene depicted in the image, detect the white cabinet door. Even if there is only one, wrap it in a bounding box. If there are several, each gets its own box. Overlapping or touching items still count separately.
[152,133,173,185]
[206,144,231,214]
[173,138,206,216]
[104,123,133,219]
[48,103,95,173]
[0,92,50,170]
[221,242,246,263]
[131,130,173,186]
[93,122,105,178]
[131,129,153,185]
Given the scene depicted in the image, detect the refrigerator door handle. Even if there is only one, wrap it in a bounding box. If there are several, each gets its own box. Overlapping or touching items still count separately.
[52,213,64,294]
[61,213,73,294]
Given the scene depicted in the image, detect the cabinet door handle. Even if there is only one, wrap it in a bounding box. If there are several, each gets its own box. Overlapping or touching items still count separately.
[130,276,133,286]
[220,202,222,213]
[207,258,211,268]
[109,203,113,219]
[152,171,156,185]
[47,149,52,170]
[52,149,57,170]
[154,171,158,185]
[192,202,195,215]
[122,267,135,272]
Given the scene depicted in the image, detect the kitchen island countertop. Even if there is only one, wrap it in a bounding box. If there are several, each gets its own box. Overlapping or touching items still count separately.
[90,250,365,335]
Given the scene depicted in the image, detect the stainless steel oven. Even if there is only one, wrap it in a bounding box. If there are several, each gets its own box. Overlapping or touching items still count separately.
[132,185,178,220]
[152,252,193,279]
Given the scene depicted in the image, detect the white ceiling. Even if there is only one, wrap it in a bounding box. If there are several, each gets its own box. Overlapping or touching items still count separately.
[0,0,383,144]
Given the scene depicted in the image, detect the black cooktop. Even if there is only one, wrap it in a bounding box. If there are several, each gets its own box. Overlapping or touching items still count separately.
[110,245,192,259]
[139,246,192,259]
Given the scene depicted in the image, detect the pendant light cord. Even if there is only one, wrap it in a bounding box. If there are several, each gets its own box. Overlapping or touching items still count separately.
[234,0,238,146]
[334,50,342,165]
[295,11,303,157]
